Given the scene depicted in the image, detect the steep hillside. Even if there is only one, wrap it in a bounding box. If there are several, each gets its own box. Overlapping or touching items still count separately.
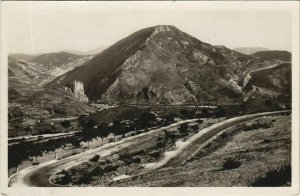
[48,25,285,105]
[246,63,291,96]
[251,50,291,62]
[234,47,269,55]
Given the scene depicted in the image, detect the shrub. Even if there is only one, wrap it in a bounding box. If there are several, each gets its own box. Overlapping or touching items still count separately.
[196,119,203,124]
[251,165,291,186]
[191,125,199,131]
[32,162,40,166]
[104,165,119,173]
[61,120,71,128]
[180,109,189,119]
[78,173,91,184]
[90,166,104,176]
[220,132,227,138]
[243,123,271,132]
[156,142,165,148]
[149,151,161,158]
[262,139,272,144]
[90,154,100,162]
[178,123,190,135]
[57,170,71,185]
[133,157,141,163]
[222,159,241,170]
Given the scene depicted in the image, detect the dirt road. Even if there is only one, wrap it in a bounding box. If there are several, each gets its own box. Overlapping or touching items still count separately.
[8,119,197,187]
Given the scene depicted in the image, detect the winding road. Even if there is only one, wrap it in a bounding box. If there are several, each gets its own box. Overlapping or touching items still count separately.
[8,119,198,187]
[8,110,290,187]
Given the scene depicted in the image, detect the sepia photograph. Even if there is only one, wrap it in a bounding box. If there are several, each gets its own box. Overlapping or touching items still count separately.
[0,1,299,195]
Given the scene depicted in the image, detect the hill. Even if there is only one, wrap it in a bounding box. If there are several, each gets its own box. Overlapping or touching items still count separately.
[233,47,269,55]
[48,25,283,105]
[251,50,291,62]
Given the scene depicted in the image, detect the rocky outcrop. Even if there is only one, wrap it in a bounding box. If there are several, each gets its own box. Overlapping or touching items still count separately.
[71,80,89,102]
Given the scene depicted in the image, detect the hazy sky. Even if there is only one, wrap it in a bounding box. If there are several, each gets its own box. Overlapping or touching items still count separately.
[3,2,292,54]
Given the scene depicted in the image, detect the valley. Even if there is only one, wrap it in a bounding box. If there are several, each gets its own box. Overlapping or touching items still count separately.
[7,25,292,187]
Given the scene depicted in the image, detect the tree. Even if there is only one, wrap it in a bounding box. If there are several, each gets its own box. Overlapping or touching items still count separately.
[69,136,81,153]
[61,120,71,129]
[27,140,44,164]
[80,119,97,150]
[178,123,190,136]
[179,109,189,119]
[96,123,109,146]
[201,107,209,118]
[164,113,176,125]
[265,99,273,107]
[215,106,225,118]
[119,151,134,175]
[24,126,32,135]
[138,112,156,129]
[112,120,121,141]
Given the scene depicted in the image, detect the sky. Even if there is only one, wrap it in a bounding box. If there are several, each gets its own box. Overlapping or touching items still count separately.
[3,2,293,54]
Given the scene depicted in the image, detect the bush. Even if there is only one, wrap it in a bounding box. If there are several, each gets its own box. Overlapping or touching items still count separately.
[156,142,165,148]
[243,123,271,132]
[178,123,190,135]
[57,170,71,185]
[104,165,119,173]
[251,165,291,186]
[191,125,199,131]
[133,157,141,163]
[32,162,40,166]
[90,154,100,162]
[149,151,161,158]
[222,159,242,170]
[196,119,204,124]
[180,109,189,119]
[61,120,71,128]
[90,166,104,176]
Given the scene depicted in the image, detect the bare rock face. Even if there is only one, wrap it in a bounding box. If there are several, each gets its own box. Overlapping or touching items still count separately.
[49,25,287,105]
[72,80,89,102]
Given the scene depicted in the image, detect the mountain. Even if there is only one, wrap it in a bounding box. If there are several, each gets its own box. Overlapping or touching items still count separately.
[86,46,107,55]
[251,50,291,62]
[9,52,94,88]
[48,25,287,105]
[8,57,54,87]
[233,47,269,55]
[245,63,291,96]
[9,53,38,61]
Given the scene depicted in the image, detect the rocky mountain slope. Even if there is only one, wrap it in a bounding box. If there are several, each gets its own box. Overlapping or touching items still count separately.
[245,63,291,97]
[47,25,289,105]
[251,50,291,62]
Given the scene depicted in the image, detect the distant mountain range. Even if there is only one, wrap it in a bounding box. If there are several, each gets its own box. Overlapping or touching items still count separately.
[251,50,291,62]
[233,47,269,55]
[46,25,291,105]
[8,52,93,88]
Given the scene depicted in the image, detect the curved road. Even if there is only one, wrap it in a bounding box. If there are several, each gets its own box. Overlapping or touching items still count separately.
[8,110,290,187]
[8,119,198,187]
[145,110,290,170]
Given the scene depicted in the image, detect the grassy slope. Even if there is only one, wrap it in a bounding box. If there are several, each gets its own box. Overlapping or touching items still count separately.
[113,114,291,186]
